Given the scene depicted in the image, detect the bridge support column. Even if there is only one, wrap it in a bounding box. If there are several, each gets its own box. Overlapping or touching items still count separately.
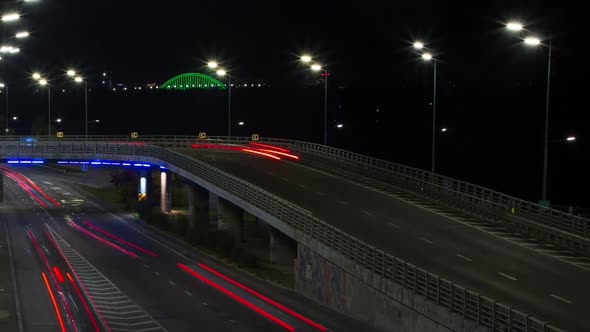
[270,228,296,265]
[160,170,171,213]
[218,197,244,243]
[186,182,209,230]
[137,168,151,203]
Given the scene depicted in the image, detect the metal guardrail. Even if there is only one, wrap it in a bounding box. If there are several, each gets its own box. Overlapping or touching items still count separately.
[0,140,562,332]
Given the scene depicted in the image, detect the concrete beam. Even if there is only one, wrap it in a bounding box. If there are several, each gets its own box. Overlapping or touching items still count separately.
[186,182,209,230]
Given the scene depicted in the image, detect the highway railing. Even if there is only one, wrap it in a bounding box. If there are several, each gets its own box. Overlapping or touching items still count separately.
[0,140,562,332]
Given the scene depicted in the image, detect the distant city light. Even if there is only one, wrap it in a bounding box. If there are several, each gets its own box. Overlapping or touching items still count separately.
[15,31,29,38]
[413,41,424,49]
[311,64,322,71]
[566,136,576,142]
[524,37,541,46]
[422,53,433,60]
[1,13,20,22]
[301,55,312,63]
[506,22,524,31]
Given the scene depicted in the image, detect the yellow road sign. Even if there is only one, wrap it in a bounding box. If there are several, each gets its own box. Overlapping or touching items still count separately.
[251,134,260,141]
[198,132,207,139]
[131,132,139,139]
[56,132,64,138]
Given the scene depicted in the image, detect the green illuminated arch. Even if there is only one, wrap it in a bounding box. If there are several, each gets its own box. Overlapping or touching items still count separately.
[160,73,226,90]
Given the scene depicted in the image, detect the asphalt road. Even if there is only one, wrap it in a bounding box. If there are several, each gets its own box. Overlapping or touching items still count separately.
[1,165,379,332]
[179,149,590,331]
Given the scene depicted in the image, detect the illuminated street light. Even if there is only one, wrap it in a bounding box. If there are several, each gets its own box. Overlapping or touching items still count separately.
[0,46,15,53]
[56,118,62,123]
[15,31,29,38]
[413,41,424,50]
[524,37,541,46]
[506,22,524,31]
[441,128,447,132]
[67,69,76,77]
[301,55,312,63]
[566,136,576,142]
[310,64,322,71]
[209,64,232,135]
[336,124,344,129]
[1,13,20,22]
[74,76,83,82]
[34,76,52,136]
[422,53,433,61]
[70,73,89,138]
[39,78,48,86]
[216,69,226,76]
[12,116,17,120]
[9,48,19,54]
[207,61,218,69]
[32,72,41,80]
[238,121,245,126]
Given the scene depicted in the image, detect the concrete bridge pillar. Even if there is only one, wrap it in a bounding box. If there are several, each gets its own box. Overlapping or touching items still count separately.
[270,228,296,265]
[218,197,244,243]
[186,182,209,230]
[160,170,172,213]
[137,168,151,203]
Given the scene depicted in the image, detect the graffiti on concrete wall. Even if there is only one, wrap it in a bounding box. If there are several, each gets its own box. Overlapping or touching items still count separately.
[295,245,347,309]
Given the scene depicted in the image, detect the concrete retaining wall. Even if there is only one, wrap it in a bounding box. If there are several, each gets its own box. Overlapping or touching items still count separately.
[294,241,491,332]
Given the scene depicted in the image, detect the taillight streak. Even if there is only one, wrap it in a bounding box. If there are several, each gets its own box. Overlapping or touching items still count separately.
[84,221,157,256]
[248,142,291,152]
[178,263,295,331]
[42,272,66,332]
[67,272,101,332]
[242,149,282,160]
[198,262,326,330]
[69,221,138,258]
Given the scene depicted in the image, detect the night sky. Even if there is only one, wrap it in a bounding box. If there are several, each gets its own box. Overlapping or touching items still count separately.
[1,0,588,208]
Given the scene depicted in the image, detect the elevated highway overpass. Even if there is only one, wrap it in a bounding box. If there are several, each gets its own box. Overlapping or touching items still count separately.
[2,135,589,332]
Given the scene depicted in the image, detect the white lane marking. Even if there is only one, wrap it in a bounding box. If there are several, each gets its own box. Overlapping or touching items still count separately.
[184,291,192,296]
[361,210,373,217]
[550,294,572,304]
[168,280,176,286]
[498,272,517,281]
[387,223,401,229]
[144,264,150,268]
[420,237,433,245]
[154,272,160,276]
[456,254,472,262]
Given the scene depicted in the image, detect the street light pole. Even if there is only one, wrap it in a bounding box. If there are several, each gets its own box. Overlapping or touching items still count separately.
[541,40,552,203]
[84,81,88,139]
[323,70,328,146]
[228,75,231,137]
[47,85,51,136]
[431,59,437,174]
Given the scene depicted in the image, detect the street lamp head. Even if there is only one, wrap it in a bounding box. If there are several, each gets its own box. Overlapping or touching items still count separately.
[506,22,524,31]
[15,31,29,38]
[8,48,19,54]
[413,41,425,50]
[216,69,227,76]
[524,37,542,46]
[238,121,245,126]
[39,79,48,86]
[311,64,322,71]
[12,116,17,120]
[67,69,76,77]
[207,61,218,69]
[32,72,41,80]
[0,83,4,88]
[441,128,447,132]
[1,13,20,22]
[566,136,576,142]
[422,53,433,61]
[300,55,312,63]
[56,118,62,123]
[74,76,83,83]
[336,124,344,128]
